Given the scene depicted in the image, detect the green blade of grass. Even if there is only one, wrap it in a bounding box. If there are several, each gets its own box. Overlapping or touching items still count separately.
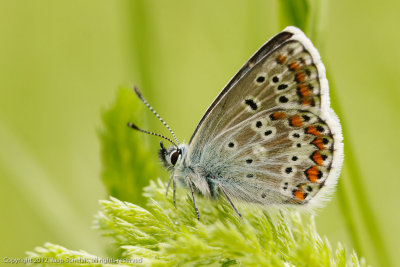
[330,83,391,267]
[278,0,309,31]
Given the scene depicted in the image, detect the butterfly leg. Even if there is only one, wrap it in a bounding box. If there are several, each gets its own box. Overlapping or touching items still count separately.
[165,172,174,197]
[185,176,200,221]
[173,179,177,208]
[219,185,242,218]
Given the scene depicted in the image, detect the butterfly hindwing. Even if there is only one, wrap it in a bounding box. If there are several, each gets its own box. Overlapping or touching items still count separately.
[200,109,334,205]
[186,26,343,207]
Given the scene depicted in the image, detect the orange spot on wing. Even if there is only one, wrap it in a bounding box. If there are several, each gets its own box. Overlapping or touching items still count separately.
[311,137,326,149]
[305,166,320,183]
[294,190,305,201]
[297,84,310,97]
[295,72,306,83]
[289,62,300,71]
[306,126,321,136]
[289,115,303,127]
[271,111,286,120]
[277,54,287,64]
[312,150,324,166]
[301,98,312,106]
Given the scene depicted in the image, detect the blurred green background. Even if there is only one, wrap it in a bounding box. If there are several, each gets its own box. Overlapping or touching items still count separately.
[1,0,399,266]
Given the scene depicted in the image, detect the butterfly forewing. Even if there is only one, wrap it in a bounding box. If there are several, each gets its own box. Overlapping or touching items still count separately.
[186,27,343,207]
[189,30,294,146]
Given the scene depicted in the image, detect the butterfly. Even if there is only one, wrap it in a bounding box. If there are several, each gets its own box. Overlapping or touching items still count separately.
[128,26,344,220]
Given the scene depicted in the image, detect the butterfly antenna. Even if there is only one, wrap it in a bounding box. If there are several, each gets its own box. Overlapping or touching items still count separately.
[134,86,180,146]
[127,122,177,147]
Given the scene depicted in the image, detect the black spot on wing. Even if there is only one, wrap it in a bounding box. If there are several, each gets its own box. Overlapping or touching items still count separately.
[245,99,258,110]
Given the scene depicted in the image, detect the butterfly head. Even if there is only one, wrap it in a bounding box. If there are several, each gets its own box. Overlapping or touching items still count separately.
[159,141,187,169]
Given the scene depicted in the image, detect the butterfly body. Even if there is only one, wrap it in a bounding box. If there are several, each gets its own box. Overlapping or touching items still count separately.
[132,26,343,218]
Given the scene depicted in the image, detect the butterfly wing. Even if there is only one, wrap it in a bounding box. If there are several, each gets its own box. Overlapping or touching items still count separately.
[186,26,343,207]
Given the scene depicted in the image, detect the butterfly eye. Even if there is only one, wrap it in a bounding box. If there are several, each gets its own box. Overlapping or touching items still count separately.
[170,150,180,166]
